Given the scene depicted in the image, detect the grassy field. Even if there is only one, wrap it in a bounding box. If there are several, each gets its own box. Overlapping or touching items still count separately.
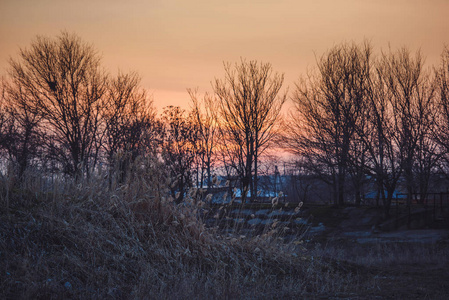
[1,164,449,299]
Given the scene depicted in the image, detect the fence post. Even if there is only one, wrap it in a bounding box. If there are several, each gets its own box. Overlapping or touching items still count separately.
[434,193,437,222]
[395,193,399,229]
[407,193,411,229]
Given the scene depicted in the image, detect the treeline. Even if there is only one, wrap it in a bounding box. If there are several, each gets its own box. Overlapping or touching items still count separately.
[283,42,449,216]
[0,32,285,205]
[1,32,449,217]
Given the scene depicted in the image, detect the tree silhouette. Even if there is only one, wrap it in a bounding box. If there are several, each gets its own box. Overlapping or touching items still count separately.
[287,42,371,206]
[188,88,218,188]
[378,48,437,206]
[7,32,108,178]
[1,77,43,177]
[103,71,156,183]
[435,46,449,174]
[212,59,286,202]
[160,106,199,203]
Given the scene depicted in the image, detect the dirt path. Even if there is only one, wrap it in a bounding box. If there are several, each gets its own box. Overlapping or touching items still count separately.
[363,263,449,299]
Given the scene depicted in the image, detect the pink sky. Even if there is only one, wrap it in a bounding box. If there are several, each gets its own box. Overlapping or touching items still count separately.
[1,0,448,112]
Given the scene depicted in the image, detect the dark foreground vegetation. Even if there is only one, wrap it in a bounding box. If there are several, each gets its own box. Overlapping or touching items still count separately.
[0,165,342,299]
[2,166,449,299]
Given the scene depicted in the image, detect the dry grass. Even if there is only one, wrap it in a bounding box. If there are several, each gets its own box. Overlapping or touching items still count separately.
[311,238,449,268]
[3,157,441,299]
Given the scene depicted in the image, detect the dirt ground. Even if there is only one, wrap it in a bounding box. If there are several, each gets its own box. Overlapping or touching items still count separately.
[367,263,449,299]
[308,242,449,299]
[303,205,449,299]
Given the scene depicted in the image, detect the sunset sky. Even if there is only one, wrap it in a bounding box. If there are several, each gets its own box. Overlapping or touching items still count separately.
[1,0,448,112]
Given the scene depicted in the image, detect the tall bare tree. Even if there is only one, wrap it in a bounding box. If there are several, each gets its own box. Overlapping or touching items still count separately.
[435,46,449,174]
[188,88,218,188]
[103,71,156,183]
[286,42,372,206]
[212,60,286,202]
[0,85,11,162]
[1,77,43,177]
[160,106,199,203]
[7,32,107,178]
[378,48,437,203]
[360,57,405,216]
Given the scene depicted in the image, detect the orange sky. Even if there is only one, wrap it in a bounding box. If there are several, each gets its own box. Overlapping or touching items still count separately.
[1,0,448,112]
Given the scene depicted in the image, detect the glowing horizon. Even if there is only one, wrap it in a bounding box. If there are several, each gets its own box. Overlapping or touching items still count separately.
[1,0,448,113]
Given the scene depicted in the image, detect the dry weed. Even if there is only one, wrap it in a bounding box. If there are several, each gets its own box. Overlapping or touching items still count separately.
[0,159,368,299]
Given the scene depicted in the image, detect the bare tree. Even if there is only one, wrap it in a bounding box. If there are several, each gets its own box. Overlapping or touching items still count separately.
[212,59,286,202]
[160,106,199,203]
[353,46,439,217]
[0,85,11,161]
[361,58,405,216]
[1,77,44,177]
[435,46,449,174]
[378,48,437,204]
[188,88,218,188]
[103,71,156,183]
[286,42,372,206]
[7,32,107,178]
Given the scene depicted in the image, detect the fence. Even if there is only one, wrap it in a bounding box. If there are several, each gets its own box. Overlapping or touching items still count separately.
[394,192,449,229]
